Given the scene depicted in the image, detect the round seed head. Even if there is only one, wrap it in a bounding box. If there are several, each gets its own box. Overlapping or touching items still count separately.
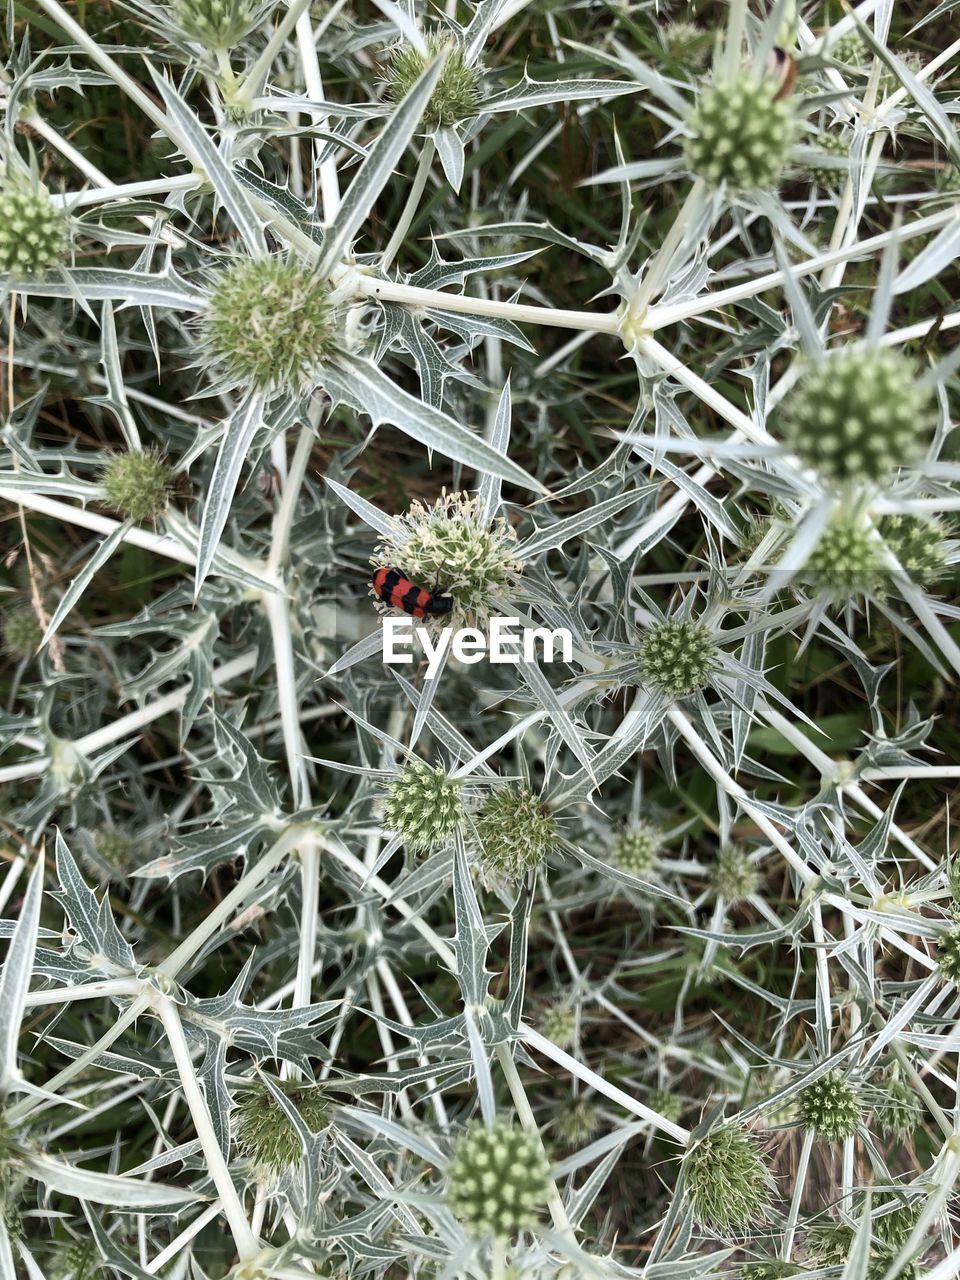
[539,1004,576,1048]
[0,183,68,275]
[81,825,140,882]
[553,1098,601,1147]
[372,490,523,630]
[612,820,662,876]
[647,1088,684,1123]
[383,760,465,852]
[709,846,760,903]
[873,1072,919,1142]
[805,1223,916,1280]
[661,21,710,66]
[683,1124,774,1236]
[832,32,866,66]
[102,451,172,523]
[684,77,796,191]
[797,1070,860,1140]
[780,347,932,485]
[233,1079,330,1174]
[447,1121,552,1239]
[807,131,850,188]
[2,610,42,660]
[637,617,717,698]
[383,37,483,128]
[472,785,556,883]
[168,0,258,47]
[203,258,337,391]
[880,514,952,586]
[804,516,884,601]
[937,925,960,984]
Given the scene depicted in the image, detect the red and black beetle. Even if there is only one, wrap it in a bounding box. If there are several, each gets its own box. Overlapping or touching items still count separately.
[372,566,454,618]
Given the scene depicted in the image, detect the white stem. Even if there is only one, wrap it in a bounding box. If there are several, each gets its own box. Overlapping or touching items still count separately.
[156,998,260,1259]
[381,139,435,273]
[293,9,341,221]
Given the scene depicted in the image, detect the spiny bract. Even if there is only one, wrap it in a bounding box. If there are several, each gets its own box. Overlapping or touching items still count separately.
[472,784,556,882]
[102,451,172,523]
[447,1121,552,1238]
[682,1124,774,1236]
[797,1070,860,1141]
[873,1071,920,1142]
[233,1079,330,1173]
[684,77,795,191]
[636,617,717,698]
[780,348,932,485]
[203,258,337,390]
[383,760,465,851]
[0,183,68,275]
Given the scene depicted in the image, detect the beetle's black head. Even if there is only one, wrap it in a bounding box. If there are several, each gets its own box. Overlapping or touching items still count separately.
[426,593,454,616]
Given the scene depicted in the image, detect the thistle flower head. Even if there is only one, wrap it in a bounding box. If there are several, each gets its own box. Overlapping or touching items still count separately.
[880,514,953,586]
[807,131,850,188]
[797,1070,860,1141]
[383,36,483,129]
[168,0,259,47]
[372,491,523,629]
[539,1003,576,1048]
[661,21,710,66]
[684,77,796,191]
[780,348,932,485]
[612,820,662,876]
[804,516,884,601]
[740,1263,800,1280]
[233,1079,330,1174]
[637,617,717,698]
[472,785,556,883]
[553,1098,601,1147]
[383,760,465,851]
[937,925,960,984]
[447,1121,552,1238]
[805,1223,916,1280]
[832,31,866,66]
[203,258,337,391]
[2,610,42,660]
[80,826,140,882]
[102,451,172,523]
[0,181,68,276]
[709,846,760,902]
[647,1088,684,1123]
[683,1124,774,1236]
[874,1071,919,1142]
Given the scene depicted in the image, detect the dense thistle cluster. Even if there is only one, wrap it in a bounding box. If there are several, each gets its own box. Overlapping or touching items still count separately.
[383,37,483,128]
[373,491,523,628]
[383,760,465,850]
[232,1080,330,1174]
[780,348,932,484]
[612,820,662,875]
[0,182,68,275]
[797,1071,861,1141]
[102,451,172,523]
[682,1125,774,1235]
[472,785,556,882]
[636,618,717,697]
[202,258,337,390]
[684,77,795,190]
[447,1122,552,1238]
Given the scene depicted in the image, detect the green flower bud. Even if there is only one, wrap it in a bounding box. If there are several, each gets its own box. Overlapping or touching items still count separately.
[0,183,68,276]
[472,785,556,883]
[539,1003,576,1048]
[683,1124,774,1236]
[233,1079,330,1175]
[553,1098,601,1147]
[832,32,866,66]
[383,760,465,851]
[873,1071,919,1142]
[203,258,337,391]
[2,610,42,660]
[447,1121,552,1239]
[648,1088,684,1123]
[880,514,952,586]
[383,37,483,129]
[805,515,884,600]
[797,1070,860,1141]
[612,820,662,876]
[661,22,710,67]
[372,490,523,631]
[102,450,172,523]
[937,925,960,984]
[637,617,717,698]
[780,348,932,485]
[709,846,760,902]
[80,825,140,882]
[169,0,258,48]
[807,131,849,188]
[684,77,795,191]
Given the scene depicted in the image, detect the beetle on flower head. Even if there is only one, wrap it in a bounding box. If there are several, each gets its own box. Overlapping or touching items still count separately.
[372,566,454,618]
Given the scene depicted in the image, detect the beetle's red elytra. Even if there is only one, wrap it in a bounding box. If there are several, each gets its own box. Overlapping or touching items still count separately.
[372,567,454,618]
